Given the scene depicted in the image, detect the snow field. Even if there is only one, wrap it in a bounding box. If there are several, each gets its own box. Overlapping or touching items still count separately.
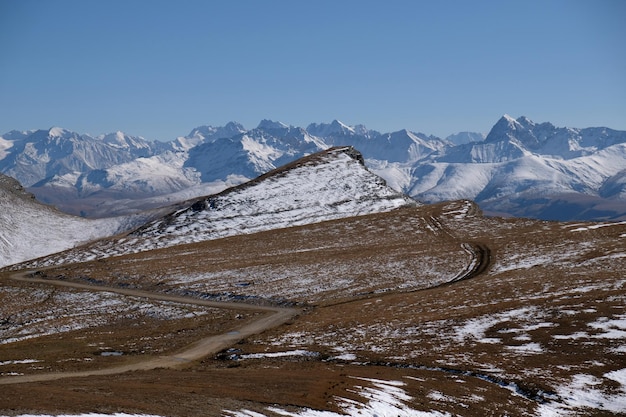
[536,370,626,415]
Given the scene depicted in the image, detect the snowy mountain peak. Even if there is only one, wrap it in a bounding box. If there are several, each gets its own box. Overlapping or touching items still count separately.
[485,115,522,142]
[257,119,289,131]
[331,119,355,133]
[482,114,626,157]
[100,131,149,149]
[502,114,517,123]
[306,120,358,137]
[112,131,126,141]
[183,122,247,145]
[485,115,548,149]
[516,115,535,127]
[0,130,33,141]
[118,146,417,253]
[224,121,246,132]
[48,126,71,137]
[101,131,122,144]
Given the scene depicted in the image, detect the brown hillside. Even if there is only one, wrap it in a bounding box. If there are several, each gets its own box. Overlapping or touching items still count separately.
[1,200,625,416]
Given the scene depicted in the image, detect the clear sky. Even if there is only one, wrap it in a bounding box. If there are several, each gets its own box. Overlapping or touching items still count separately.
[0,0,624,141]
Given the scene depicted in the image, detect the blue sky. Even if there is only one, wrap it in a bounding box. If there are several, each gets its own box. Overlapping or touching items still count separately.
[0,0,624,141]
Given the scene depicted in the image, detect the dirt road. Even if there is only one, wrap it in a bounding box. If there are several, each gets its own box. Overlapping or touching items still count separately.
[0,271,300,385]
[447,242,491,284]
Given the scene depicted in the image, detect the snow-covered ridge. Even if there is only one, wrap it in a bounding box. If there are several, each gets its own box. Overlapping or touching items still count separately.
[133,147,415,244]
[134,147,416,243]
[24,147,417,267]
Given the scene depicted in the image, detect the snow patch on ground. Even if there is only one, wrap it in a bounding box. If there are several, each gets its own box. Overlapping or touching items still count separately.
[0,359,40,366]
[455,307,539,345]
[239,350,319,360]
[536,371,626,415]
[588,314,626,339]
[553,314,626,341]
[505,342,544,354]
[566,220,626,232]
[225,377,452,417]
[441,200,475,219]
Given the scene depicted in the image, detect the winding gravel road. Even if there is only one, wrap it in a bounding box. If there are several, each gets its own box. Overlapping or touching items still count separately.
[1,218,492,386]
[0,271,300,385]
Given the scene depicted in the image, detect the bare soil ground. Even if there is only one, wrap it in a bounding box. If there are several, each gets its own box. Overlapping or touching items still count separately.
[1,200,625,416]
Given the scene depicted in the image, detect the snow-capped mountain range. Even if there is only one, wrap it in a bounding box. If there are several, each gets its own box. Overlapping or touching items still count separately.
[0,128,167,187]
[1,115,625,221]
[404,115,626,220]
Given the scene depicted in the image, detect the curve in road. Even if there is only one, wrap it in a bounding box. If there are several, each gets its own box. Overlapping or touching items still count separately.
[0,271,300,385]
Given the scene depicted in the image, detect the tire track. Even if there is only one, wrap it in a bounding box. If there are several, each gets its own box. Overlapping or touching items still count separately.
[424,211,492,287]
[445,241,491,285]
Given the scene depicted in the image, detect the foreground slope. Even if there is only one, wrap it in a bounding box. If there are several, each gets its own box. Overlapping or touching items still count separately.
[20,147,416,267]
[1,199,624,416]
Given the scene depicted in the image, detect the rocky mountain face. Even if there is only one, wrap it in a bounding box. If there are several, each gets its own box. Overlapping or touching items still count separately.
[1,116,625,221]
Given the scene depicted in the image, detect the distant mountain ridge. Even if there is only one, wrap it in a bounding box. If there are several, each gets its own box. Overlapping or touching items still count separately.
[408,115,626,220]
[1,115,625,221]
[0,128,167,188]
